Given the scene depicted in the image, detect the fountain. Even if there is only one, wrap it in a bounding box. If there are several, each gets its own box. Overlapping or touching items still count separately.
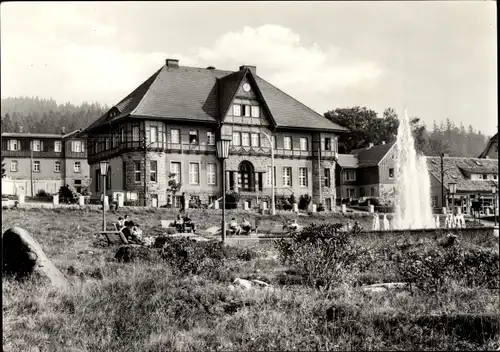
[393,109,435,229]
[372,214,380,231]
[435,215,440,229]
[383,214,391,230]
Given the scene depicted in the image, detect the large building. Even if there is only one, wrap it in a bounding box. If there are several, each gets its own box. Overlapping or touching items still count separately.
[335,141,397,200]
[478,132,498,159]
[81,59,348,208]
[426,156,498,215]
[1,128,89,196]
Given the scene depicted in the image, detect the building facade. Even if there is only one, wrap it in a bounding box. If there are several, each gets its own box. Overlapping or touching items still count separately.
[478,133,498,159]
[81,59,348,208]
[335,142,397,201]
[1,129,89,196]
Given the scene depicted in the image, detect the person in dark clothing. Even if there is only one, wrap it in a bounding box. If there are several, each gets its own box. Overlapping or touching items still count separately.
[180,192,186,212]
[183,213,196,233]
[121,221,142,244]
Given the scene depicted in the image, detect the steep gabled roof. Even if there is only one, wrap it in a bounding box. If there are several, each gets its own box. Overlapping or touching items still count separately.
[83,62,349,133]
[478,132,498,158]
[426,156,498,192]
[337,154,359,168]
[1,130,82,139]
[350,142,396,167]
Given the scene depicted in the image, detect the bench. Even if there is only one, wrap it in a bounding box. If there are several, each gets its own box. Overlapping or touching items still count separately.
[98,231,129,246]
[161,219,175,228]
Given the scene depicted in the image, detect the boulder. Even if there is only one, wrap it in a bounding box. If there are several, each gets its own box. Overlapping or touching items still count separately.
[114,244,159,263]
[2,227,70,290]
[233,278,253,289]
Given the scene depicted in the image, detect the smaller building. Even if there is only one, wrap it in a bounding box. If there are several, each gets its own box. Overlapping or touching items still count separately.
[335,141,396,201]
[1,128,89,196]
[478,132,498,159]
[426,156,498,215]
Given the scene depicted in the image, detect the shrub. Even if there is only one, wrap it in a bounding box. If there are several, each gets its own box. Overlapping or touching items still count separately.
[36,189,49,197]
[289,193,297,205]
[276,196,293,211]
[274,223,372,289]
[298,194,312,210]
[225,191,240,209]
[317,203,325,212]
[58,184,79,204]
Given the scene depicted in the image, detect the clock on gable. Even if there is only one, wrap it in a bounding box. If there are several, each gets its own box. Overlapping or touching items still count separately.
[242,83,251,92]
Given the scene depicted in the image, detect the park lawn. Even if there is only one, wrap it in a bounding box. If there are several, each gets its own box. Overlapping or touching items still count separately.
[2,208,499,352]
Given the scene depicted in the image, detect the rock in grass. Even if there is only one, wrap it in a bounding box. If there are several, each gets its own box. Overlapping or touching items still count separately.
[2,227,70,290]
[114,244,159,263]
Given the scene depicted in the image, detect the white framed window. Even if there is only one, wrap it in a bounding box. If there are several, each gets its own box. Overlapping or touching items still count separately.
[284,136,292,150]
[112,134,119,148]
[74,161,81,173]
[170,162,181,183]
[189,130,198,144]
[150,160,157,182]
[120,128,125,143]
[207,163,216,185]
[71,141,83,153]
[346,170,356,181]
[54,161,61,172]
[132,126,140,142]
[283,167,292,186]
[32,140,41,151]
[243,105,251,117]
[389,168,394,179]
[233,104,241,116]
[171,129,180,144]
[241,132,250,147]
[324,138,331,151]
[150,126,158,143]
[251,105,260,118]
[251,133,260,147]
[207,131,215,145]
[189,162,200,184]
[232,132,241,146]
[299,167,308,187]
[54,141,62,152]
[8,139,20,151]
[10,160,18,172]
[267,166,277,186]
[134,161,141,182]
[300,137,308,151]
[33,161,40,173]
[105,138,110,150]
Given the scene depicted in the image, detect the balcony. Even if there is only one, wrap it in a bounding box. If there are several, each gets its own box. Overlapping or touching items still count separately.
[2,150,64,158]
[230,145,313,158]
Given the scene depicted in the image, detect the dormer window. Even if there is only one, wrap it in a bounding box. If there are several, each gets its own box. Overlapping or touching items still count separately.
[189,130,198,144]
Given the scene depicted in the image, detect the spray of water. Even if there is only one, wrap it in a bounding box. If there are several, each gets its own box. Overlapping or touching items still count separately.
[393,109,435,229]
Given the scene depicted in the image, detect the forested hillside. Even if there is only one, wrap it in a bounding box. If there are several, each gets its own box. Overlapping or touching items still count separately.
[1,97,109,134]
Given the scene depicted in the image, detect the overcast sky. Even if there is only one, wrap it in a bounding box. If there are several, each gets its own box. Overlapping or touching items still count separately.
[1,1,497,135]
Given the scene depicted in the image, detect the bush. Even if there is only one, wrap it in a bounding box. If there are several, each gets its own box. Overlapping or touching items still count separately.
[274,223,372,289]
[298,194,312,210]
[225,191,240,209]
[58,184,79,204]
[275,196,293,211]
[317,203,325,212]
[36,189,49,197]
[289,193,297,205]
[374,205,394,213]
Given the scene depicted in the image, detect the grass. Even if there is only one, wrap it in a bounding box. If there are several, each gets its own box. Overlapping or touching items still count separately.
[2,208,499,351]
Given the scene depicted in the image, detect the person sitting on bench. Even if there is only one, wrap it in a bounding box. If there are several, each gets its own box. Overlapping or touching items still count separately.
[121,221,143,244]
[288,219,299,231]
[229,218,241,235]
[241,218,252,234]
[174,215,184,233]
[117,217,126,230]
[183,213,196,233]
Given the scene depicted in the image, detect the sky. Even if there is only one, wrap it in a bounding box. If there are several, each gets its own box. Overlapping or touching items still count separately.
[1,1,497,135]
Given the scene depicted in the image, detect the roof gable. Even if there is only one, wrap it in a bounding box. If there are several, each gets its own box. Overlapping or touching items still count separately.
[351,142,396,167]
[478,132,498,158]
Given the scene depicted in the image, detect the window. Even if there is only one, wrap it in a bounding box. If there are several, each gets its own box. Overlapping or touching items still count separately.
[482,174,488,180]
[95,169,101,192]
[33,161,40,172]
[54,141,62,152]
[134,161,141,182]
[71,141,83,152]
[283,167,292,186]
[431,196,438,207]
[232,132,241,146]
[324,168,331,187]
[105,138,110,150]
[324,138,331,151]
[150,126,158,143]
[171,162,181,183]
[299,167,308,187]
[189,162,200,184]
[233,104,241,116]
[346,170,356,181]
[207,163,216,185]
[120,128,125,143]
[267,166,275,186]
[150,161,157,182]
[251,133,260,147]
[300,138,308,151]
[32,140,41,151]
[189,130,198,144]
[284,136,292,150]
[131,126,140,142]
[243,105,251,117]
[10,160,18,172]
[106,170,112,189]
[389,168,395,179]
[272,136,277,149]
[8,139,20,151]
[112,134,119,148]
[241,133,250,147]
[494,174,498,180]
[171,129,180,144]
[207,131,215,145]
[371,187,376,197]
[74,161,81,173]
[347,188,356,198]
[251,105,260,118]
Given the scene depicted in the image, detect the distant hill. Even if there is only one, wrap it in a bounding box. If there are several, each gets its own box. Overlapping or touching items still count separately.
[1,96,109,134]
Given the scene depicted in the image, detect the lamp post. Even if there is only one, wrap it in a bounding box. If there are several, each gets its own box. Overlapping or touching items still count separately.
[216,135,232,243]
[100,161,109,231]
[142,140,156,207]
[448,182,457,215]
[259,132,276,216]
[492,184,497,226]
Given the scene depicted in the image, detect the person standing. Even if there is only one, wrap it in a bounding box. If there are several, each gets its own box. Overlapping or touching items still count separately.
[180,192,186,212]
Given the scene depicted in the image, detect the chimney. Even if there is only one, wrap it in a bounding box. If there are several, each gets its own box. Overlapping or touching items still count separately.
[19,126,23,133]
[206,66,215,70]
[381,141,386,145]
[61,126,66,135]
[166,58,179,68]
[239,65,257,75]
[367,143,374,149]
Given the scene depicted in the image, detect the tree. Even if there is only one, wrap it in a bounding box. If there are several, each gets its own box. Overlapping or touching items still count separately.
[166,173,182,207]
